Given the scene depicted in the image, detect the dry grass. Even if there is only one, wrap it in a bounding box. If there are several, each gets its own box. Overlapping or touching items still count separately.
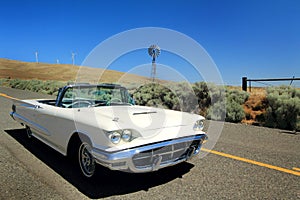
[0,58,157,85]
[226,85,266,94]
[242,88,268,125]
[227,85,268,125]
[0,59,77,80]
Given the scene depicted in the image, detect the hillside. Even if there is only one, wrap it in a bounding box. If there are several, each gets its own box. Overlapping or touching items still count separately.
[0,58,154,85]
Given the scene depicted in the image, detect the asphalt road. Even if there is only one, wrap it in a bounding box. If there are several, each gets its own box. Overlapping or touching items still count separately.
[0,87,299,200]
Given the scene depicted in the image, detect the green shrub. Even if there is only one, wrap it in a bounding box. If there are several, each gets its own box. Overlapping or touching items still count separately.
[170,82,198,112]
[133,82,247,123]
[193,82,211,116]
[207,100,226,121]
[207,87,248,122]
[3,79,65,96]
[0,79,6,85]
[133,83,179,110]
[225,101,245,122]
[206,84,226,121]
[133,82,202,113]
[225,89,249,123]
[264,86,300,130]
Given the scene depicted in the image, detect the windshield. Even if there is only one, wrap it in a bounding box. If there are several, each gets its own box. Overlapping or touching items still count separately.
[61,85,134,108]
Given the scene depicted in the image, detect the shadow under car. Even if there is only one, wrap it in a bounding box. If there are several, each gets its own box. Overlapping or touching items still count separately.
[5,128,195,199]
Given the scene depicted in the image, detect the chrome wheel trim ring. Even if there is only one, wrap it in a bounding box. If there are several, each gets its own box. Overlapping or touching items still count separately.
[78,142,95,177]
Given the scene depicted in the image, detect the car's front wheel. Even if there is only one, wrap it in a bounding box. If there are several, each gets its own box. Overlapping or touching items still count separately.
[78,142,96,178]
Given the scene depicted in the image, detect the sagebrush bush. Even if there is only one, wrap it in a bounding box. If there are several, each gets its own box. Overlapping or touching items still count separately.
[264,86,300,130]
[193,82,211,116]
[2,79,65,96]
[1,79,250,124]
[225,89,249,122]
[132,82,248,123]
[170,82,198,113]
[206,101,226,121]
[133,82,216,114]
[206,84,226,121]
[206,87,248,122]
[225,101,245,122]
[133,83,180,110]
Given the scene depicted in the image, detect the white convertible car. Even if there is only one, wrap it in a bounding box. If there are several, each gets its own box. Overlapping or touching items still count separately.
[10,83,207,178]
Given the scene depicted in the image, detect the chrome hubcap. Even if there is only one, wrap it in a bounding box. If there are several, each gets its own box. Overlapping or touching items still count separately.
[79,143,95,177]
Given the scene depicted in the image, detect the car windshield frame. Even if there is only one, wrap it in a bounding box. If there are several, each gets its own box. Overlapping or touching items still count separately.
[57,84,133,108]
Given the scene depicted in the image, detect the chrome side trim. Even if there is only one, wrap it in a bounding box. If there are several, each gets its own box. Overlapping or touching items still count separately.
[10,112,66,156]
[11,112,51,136]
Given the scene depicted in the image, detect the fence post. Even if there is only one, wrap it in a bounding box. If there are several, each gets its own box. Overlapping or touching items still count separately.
[242,77,247,91]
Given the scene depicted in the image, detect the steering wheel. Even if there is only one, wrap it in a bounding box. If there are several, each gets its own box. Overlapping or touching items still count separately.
[67,100,93,108]
[106,98,122,106]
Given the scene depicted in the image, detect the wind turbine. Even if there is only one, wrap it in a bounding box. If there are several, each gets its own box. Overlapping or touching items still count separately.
[35,51,39,63]
[71,52,76,65]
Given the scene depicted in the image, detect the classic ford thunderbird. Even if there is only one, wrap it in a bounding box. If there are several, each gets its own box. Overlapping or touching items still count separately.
[10,83,207,178]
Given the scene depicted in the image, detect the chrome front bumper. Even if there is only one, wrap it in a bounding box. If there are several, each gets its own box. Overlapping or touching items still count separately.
[91,134,207,173]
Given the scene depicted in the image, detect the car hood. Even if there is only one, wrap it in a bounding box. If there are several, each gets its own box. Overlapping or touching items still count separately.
[90,105,203,132]
[72,105,205,150]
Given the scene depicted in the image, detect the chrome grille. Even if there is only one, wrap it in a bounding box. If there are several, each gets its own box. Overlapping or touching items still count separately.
[132,140,200,169]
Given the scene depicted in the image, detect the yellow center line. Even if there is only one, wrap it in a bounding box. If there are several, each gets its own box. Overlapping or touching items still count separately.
[202,148,300,177]
[292,167,300,172]
[0,93,19,100]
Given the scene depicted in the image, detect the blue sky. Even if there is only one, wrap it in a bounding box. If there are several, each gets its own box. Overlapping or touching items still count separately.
[1,0,300,86]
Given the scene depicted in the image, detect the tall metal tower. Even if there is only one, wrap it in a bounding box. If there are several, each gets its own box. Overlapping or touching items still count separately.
[148,45,160,82]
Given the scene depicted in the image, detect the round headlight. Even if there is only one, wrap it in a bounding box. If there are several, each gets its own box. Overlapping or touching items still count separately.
[193,120,204,131]
[122,129,132,142]
[109,131,121,144]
